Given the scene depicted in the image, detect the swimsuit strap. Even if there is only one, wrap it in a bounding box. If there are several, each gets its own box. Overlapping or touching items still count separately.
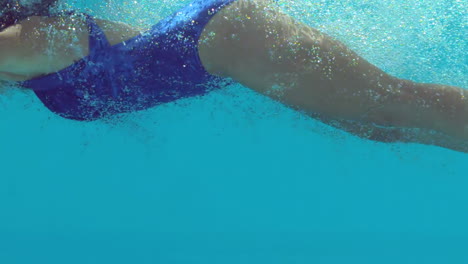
[83,14,111,58]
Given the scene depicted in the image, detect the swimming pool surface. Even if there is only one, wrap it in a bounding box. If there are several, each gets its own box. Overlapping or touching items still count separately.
[1,0,467,263]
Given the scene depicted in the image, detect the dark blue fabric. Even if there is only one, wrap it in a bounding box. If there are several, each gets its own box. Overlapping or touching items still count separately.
[22,0,236,121]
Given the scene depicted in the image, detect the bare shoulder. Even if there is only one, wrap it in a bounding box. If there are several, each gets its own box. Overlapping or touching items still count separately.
[16,15,141,46]
[0,15,141,81]
[0,16,89,80]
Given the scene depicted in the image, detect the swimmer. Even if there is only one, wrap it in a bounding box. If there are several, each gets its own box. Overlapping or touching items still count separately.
[0,0,467,152]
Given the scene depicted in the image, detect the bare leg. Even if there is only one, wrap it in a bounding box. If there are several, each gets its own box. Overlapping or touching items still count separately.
[199,0,468,152]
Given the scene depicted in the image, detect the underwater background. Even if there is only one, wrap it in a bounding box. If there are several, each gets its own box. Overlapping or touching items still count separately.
[1,0,467,263]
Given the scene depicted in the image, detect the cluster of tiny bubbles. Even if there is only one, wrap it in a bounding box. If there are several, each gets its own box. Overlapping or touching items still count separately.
[18,0,45,7]
[277,0,467,88]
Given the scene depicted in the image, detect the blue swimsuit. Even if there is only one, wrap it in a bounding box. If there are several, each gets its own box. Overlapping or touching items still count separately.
[22,0,236,121]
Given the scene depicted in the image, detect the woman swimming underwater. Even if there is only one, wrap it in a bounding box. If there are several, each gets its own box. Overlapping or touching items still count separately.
[0,0,467,152]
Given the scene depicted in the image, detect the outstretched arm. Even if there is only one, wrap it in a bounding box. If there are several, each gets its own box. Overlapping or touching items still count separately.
[198,0,468,152]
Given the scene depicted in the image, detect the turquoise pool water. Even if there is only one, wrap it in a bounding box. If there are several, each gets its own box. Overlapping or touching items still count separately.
[1,0,467,263]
